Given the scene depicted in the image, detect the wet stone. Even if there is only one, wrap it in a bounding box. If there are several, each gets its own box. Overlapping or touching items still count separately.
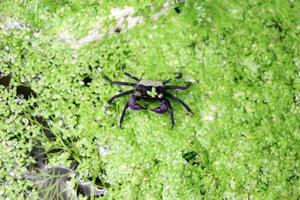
[32,115,56,140]
[16,85,37,99]
[174,6,181,14]
[82,75,92,86]
[0,73,12,87]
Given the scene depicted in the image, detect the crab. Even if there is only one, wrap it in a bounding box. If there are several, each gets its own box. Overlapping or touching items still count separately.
[104,72,193,128]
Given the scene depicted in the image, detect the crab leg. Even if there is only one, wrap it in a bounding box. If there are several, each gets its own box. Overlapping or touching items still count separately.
[120,96,146,128]
[124,72,140,81]
[103,75,136,86]
[162,72,183,84]
[162,79,172,84]
[107,90,135,104]
[166,93,193,113]
[165,82,192,90]
[120,102,129,128]
[167,99,175,128]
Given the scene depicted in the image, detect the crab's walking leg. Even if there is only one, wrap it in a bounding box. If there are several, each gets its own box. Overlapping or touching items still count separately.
[120,96,145,128]
[166,93,193,113]
[124,72,140,81]
[162,72,182,84]
[167,99,174,128]
[162,79,172,84]
[151,99,174,128]
[165,82,192,90]
[120,102,129,128]
[103,75,136,86]
[108,90,135,104]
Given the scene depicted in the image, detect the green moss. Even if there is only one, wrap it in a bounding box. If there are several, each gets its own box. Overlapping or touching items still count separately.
[1,0,299,199]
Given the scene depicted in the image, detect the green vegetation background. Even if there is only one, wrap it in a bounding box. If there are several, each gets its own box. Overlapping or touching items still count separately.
[0,0,299,199]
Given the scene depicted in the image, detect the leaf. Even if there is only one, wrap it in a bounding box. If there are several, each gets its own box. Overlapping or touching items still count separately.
[32,115,56,140]
[147,87,157,98]
[26,166,75,200]
[30,144,47,168]
[77,181,107,197]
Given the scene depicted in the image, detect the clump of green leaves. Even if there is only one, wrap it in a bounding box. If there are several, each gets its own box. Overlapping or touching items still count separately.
[1,0,300,199]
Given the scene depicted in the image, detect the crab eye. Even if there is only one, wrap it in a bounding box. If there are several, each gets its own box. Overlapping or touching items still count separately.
[134,91,141,96]
[158,93,163,98]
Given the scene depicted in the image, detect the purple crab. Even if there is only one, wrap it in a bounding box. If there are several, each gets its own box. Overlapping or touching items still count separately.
[104,72,193,128]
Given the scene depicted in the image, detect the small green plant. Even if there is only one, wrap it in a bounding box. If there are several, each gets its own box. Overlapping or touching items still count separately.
[147,87,157,98]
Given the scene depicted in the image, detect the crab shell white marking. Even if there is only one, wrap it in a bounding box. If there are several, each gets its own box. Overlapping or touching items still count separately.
[158,93,164,98]
[138,80,163,87]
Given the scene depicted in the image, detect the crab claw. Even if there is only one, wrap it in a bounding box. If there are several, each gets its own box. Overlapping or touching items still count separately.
[130,103,146,110]
[129,97,146,110]
[151,100,169,114]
